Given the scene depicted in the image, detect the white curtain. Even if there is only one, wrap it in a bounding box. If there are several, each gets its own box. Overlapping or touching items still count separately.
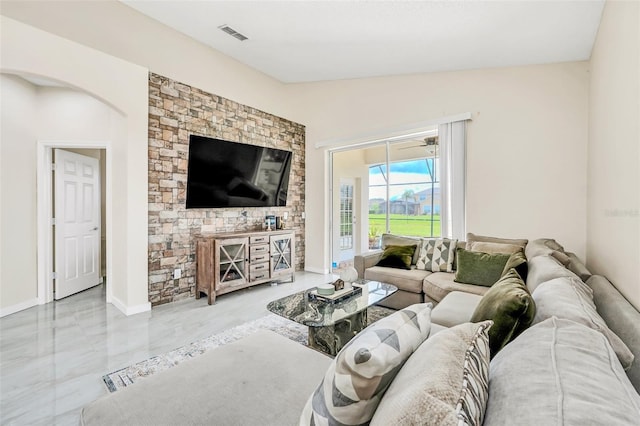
[439,120,467,240]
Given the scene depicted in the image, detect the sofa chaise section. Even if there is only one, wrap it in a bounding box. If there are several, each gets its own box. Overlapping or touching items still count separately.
[80,330,331,426]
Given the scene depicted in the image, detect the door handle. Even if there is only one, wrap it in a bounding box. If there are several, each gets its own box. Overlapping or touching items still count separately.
[92,227,99,231]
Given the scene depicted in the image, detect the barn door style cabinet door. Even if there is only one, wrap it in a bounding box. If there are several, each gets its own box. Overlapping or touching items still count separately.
[196,230,295,305]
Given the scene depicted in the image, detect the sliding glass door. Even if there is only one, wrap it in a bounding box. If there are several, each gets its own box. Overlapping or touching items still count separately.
[331,127,440,269]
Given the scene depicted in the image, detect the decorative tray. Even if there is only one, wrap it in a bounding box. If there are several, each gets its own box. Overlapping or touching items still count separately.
[308,285,363,304]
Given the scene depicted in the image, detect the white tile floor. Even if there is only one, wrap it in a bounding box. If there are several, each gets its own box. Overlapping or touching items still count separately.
[0,271,332,425]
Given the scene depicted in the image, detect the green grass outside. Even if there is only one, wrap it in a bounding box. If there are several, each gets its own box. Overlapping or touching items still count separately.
[369,213,441,238]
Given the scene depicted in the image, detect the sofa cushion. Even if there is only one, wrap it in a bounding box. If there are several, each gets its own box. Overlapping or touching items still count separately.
[501,250,528,282]
[431,291,483,327]
[454,248,511,287]
[428,323,448,336]
[485,317,640,426]
[375,244,417,270]
[371,321,493,426]
[566,252,592,281]
[466,241,522,255]
[466,232,528,249]
[525,238,571,267]
[423,272,490,302]
[524,237,564,258]
[416,238,457,272]
[300,304,432,426]
[533,276,634,370]
[526,254,579,293]
[381,233,423,265]
[470,269,535,357]
[365,266,431,294]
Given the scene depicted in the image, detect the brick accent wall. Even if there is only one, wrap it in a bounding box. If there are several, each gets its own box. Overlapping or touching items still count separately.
[147,73,305,306]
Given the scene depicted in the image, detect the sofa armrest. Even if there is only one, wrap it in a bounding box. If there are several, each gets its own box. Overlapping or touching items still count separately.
[354,250,383,278]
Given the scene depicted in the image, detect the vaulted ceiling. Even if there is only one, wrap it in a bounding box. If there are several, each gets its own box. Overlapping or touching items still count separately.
[122,0,605,83]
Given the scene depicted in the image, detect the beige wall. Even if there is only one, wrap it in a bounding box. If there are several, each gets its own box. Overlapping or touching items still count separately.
[294,62,590,273]
[0,75,39,311]
[588,0,640,310]
[1,16,149,315]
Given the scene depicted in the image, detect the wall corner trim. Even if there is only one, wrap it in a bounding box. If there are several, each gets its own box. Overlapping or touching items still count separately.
[110,297,151,316]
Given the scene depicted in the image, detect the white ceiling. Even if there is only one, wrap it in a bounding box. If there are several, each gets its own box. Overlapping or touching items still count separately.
[121,0,605,83]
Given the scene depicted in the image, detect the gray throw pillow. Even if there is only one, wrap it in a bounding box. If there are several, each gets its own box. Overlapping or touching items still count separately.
[465,241,522,255]
[525,238,570,265]
[526,254,579,293]
[466,232,528,249]
[371,321,493,426]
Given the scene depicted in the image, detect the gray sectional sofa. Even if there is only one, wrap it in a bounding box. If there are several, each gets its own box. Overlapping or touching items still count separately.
[354,233,587,309]
[82,236,640,425]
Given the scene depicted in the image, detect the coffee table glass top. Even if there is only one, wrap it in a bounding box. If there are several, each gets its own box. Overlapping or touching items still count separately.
[266,280,397,328]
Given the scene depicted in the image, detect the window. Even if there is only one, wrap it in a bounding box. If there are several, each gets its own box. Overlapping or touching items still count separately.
[339,183,354,250]
[369,154,440,239]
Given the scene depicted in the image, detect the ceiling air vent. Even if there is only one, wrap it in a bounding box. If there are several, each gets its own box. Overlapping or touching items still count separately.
[219,25,248,41]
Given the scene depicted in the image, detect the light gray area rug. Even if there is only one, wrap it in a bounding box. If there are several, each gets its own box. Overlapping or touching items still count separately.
[102,306,394,392]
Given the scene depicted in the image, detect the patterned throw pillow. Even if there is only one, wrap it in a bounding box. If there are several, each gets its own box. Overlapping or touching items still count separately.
[370,321,493,426]
[416,238,458,272]
[456,322,492,425]
[300,304,433,426]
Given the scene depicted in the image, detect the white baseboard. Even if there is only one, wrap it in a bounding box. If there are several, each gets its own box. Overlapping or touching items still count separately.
[304,266,330,275]
[0,298,39,318]
[110,296,151,316]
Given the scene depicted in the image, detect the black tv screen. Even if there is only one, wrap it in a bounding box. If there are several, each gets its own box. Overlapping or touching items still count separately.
[186,135,292,208]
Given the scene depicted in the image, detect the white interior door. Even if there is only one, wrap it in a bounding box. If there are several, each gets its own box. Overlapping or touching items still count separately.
[54,149,101,299]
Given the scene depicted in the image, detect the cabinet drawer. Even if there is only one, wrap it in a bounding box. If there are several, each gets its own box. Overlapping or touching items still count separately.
[250,271,269,282]
[250,253,269,263]
[250,235,269,244]
[250,262,269,273]
[250,244,269,255]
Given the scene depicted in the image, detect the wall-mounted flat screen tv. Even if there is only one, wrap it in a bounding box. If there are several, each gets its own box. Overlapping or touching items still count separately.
[186,135,292,208]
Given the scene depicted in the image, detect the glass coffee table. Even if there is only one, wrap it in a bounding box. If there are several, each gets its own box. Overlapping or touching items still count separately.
[266,280,398,355]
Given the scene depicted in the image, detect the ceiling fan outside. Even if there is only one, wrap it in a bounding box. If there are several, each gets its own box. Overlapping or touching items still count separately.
[398,135,439,150]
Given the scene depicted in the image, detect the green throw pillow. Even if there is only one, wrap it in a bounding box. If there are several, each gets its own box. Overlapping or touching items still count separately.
[454,248,511,287]
[502,250,528,281]
[470,268,536,357]
[376,244,417,270]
